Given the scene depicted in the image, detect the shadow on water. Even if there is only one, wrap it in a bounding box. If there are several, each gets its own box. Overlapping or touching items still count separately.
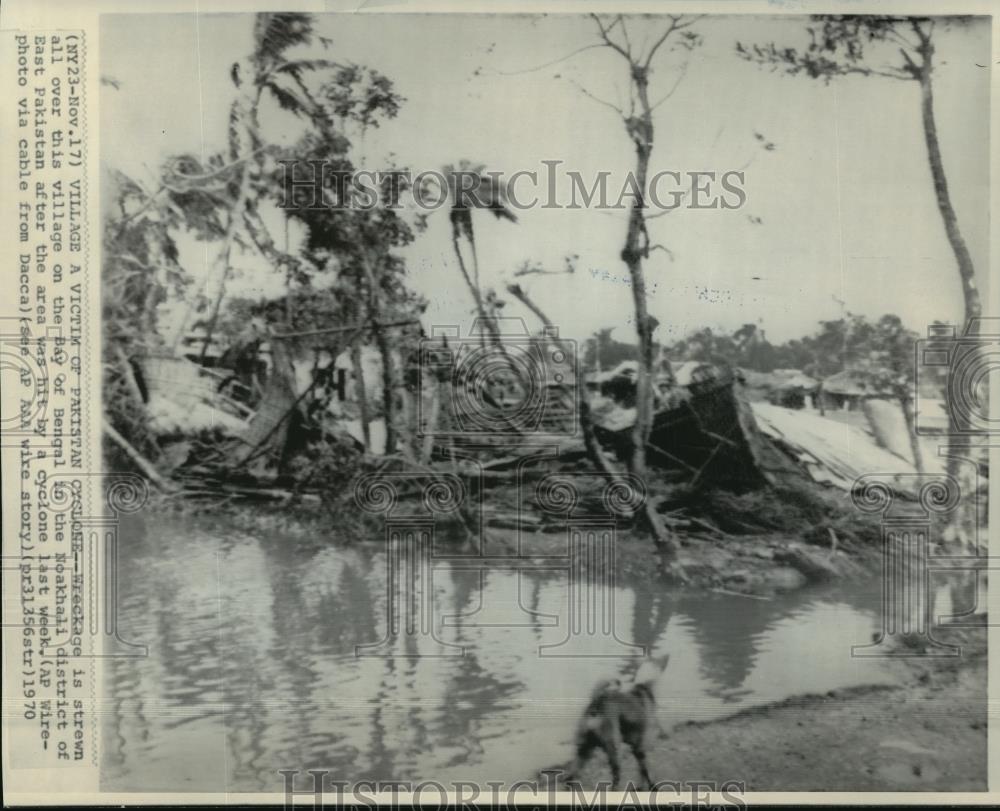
[104,513,913,792]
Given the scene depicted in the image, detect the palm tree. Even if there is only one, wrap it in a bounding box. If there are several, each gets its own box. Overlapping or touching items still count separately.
[198,13,342,362]
[436,161,518,344]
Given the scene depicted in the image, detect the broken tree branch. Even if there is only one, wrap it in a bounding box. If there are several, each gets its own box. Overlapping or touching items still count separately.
[103,417,174,491]
[505,281,624,480]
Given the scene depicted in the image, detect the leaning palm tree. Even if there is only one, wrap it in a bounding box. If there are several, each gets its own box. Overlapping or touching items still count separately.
[197,12,341,362]
[416,163,525,440]
[437,161,518,344]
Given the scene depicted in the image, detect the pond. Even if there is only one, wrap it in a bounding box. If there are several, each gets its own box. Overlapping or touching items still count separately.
[102,513,900,792]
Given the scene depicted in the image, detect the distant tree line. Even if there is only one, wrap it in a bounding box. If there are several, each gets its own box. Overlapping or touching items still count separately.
[586,314,939,387]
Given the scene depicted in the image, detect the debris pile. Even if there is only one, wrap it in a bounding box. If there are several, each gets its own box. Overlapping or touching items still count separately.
[120,342,983,572]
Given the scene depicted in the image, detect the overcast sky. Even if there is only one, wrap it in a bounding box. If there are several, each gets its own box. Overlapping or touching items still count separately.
[101,12,990,346]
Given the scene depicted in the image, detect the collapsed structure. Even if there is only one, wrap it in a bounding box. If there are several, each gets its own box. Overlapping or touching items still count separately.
[133,338,963,506]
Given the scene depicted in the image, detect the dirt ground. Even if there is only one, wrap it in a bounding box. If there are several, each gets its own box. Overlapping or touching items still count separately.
[557,625,988,792]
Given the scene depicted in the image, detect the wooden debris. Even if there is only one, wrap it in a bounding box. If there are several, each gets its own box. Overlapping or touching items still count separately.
[774,544,842,583]
[711,587,773,601]
[103,417,174,492]
[485,510,541,531]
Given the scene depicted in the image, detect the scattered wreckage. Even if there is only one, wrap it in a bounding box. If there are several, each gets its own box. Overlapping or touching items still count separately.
[126,343,968,510]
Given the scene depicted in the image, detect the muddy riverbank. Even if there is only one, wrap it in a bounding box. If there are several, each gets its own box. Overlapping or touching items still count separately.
[158,487,883,598]
[551,623,987,792]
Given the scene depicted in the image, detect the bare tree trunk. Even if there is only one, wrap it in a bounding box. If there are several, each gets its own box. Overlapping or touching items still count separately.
[283,213,294,325]
[917,44,981,548]
[373,324,397,456]
[918,73,981,322]
[351,339,371,452]
[421,380,441,464]
[451,229,505,354]
[398,392,416,461]
[359,251,397,456]
[618,65,680,562]
[451,231,487,329]
[450,228,526,374]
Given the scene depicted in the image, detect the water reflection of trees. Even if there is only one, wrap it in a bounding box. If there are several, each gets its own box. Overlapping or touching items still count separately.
[630,583,673,648]
[315,560,378,652]
[104,514,152,782]
[107,516,231,789]
[673,587,824,693]
[367,657,397,779]
[114,514,886,790]
[256,536,380,786]
[347,546,436,781]
[232,534,318,789]
[433,567,523,770]
[112,518,538,786]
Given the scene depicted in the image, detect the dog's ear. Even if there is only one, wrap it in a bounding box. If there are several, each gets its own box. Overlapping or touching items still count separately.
[657,653,671,670]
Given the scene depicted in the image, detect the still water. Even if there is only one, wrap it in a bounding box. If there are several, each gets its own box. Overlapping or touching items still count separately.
[102,514,897,792]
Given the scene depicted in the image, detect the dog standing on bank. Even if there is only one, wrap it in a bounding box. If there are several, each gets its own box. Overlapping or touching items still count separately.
[564,654,671,790]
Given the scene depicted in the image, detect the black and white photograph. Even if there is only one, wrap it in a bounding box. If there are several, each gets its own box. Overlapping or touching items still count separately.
[2,3,994,805]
